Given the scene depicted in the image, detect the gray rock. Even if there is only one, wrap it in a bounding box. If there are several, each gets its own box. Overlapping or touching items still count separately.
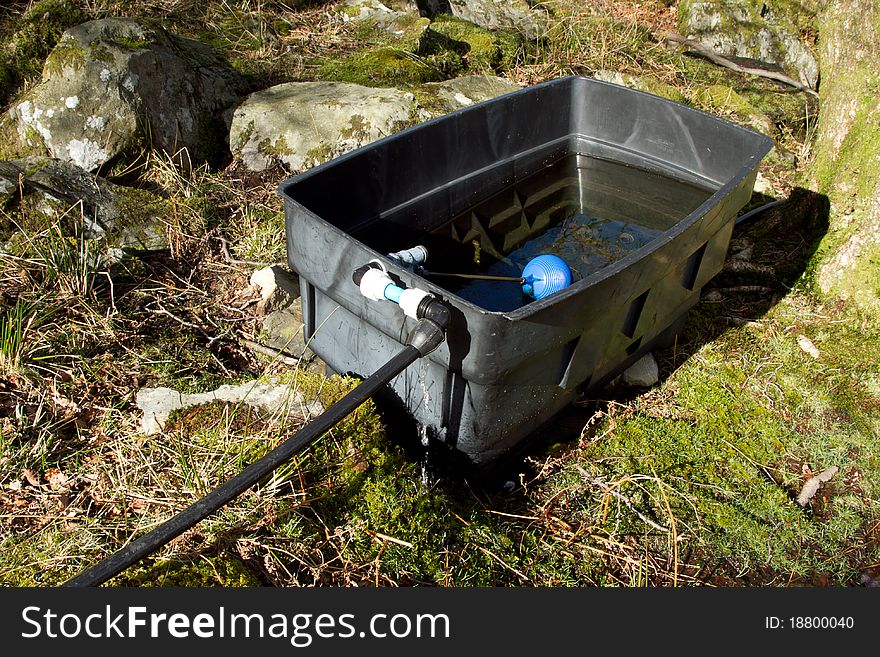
[341,0,418,25]
[680,0,819,88]
[4,18,244,171]
[229,81,417,172]
[621,353,660,387]
[340,0,430,49]
[0,161,19,201]
[247,265,316,361]
[0,156,169,252]
[418,74,522,115]
[136,381,324,435]
[250,265,299,316]
[442,0,549,39]
[261,299,315,362]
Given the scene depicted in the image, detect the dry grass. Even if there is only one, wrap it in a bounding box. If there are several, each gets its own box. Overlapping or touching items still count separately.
[1,1,877,588]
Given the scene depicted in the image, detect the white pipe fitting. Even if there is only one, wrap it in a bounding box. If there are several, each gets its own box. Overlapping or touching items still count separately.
[359,266,395,301]
[398,287,432,319]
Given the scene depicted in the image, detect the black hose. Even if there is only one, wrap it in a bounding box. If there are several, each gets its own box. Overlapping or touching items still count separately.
[65,344,424,587]
[735,199,785,227]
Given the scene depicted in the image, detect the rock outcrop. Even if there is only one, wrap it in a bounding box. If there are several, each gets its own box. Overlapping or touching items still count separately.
[229,81,417,172]
[441,0,548,39]
[230,75,520,172]
[0,156,169,253]
[2,18,245,171]
[679,0,819,88]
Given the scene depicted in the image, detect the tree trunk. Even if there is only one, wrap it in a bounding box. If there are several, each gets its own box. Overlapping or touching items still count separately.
[812,0,880,315]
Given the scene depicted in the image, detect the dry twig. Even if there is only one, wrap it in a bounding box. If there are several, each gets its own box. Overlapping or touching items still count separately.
[665,31,819,98]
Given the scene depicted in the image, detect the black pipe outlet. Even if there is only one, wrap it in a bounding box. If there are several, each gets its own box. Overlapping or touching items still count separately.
[409,298,451,356]
[352,263,376,287]
[417,295,451,328]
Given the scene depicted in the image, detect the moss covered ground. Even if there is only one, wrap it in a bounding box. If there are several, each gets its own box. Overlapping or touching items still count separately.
[0,1,877,587]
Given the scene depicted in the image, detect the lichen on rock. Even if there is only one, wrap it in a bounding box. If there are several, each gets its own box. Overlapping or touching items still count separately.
[440,0,549,40]
[679,0,819,88]
[229,81,417,172]
[1,17,246,172]
[414,74,521,116]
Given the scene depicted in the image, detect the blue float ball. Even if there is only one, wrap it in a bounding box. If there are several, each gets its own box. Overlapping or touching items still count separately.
[521,254,572,300]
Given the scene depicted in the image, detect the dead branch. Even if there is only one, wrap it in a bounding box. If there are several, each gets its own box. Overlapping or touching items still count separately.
[664,31,819,98]
[240,338,303,366]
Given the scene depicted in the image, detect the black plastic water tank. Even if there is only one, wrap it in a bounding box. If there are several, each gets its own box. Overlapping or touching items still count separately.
[279,76,773,465]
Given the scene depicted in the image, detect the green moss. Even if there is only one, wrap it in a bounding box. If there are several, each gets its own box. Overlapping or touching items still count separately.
[810,11,880,315]
[690,84,774,134]
[114,555,261,587]
[813,67,880,200]
[0,114,30,162]
[43,38,88,76]
[325,14,524,87]
[339,114,369,141]
[254,133,294,163]
[114,36,150,50]
[0,61,14,100]
[88,41,115,64]
[0,525,101,586]
[409,84,447,116]
[820,237,880,314]
[112,187,173,252]
[633,76,688,104]
[304,141,337,166]
[556,297,880,581]
[425,15,522,74]
[0,0,85,102]
[318,46,444,87]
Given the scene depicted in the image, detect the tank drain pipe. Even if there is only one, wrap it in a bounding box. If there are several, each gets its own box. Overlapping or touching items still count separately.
[64,292,450,587]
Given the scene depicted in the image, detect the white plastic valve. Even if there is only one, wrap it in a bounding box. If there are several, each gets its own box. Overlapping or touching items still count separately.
[359,266,395,301]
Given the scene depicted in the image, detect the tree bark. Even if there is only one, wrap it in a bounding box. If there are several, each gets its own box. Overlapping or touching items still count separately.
[812,0,880,315]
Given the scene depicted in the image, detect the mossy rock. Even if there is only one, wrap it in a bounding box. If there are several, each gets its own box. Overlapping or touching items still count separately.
[413,74,521,116]
[0,157,170,252]
[229,81,418,171]
[319,46,445,87]
[2,18,245,171]
[425,15,522,74]
[678,0,819,88]
[343,2,431,53]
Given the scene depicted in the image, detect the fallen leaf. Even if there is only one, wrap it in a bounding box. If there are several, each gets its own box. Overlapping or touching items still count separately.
[797,334,820,359]
[45,468,69,491]
[797,465,839,506]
